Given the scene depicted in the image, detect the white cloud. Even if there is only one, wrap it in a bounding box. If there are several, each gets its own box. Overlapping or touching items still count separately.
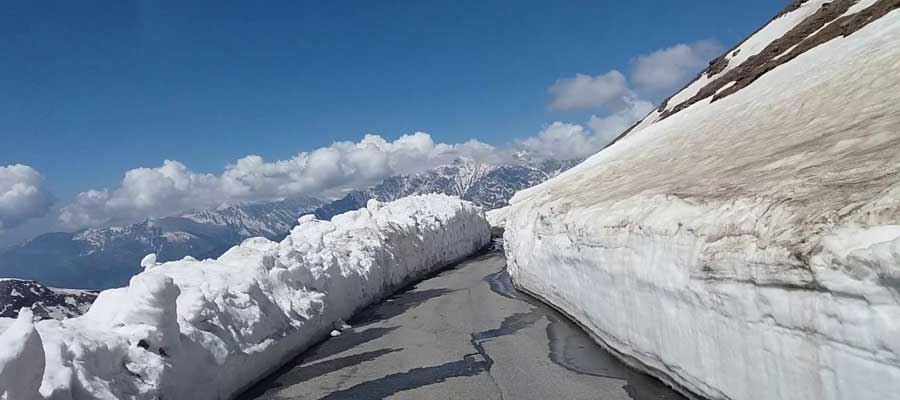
[587,98,655,144]
[59,133,504,229]
[631,39,723,92]
[521,98,651,160]
[57,40,726,231]
[520,122,602,160]
[0,164,54,231]
[544,39,721,149]
[548,71,632,111]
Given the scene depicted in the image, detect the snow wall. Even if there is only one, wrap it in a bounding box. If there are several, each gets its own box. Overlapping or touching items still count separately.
[505,3,900,400]
[0,194,490,400]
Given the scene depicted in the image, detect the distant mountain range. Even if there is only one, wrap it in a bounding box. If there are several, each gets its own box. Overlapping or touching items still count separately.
[315,157,579,220]
[0,197,322,289]
[0,157,579,292]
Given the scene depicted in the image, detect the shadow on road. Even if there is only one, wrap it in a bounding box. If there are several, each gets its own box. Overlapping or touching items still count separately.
[238,326,402,400]
[303,326,399,363]
[350,287,455,326]
[317,354,489,400]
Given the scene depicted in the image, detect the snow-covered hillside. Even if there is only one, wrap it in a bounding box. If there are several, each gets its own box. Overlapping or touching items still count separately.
[0,194,490,399]
[505,1,900,400]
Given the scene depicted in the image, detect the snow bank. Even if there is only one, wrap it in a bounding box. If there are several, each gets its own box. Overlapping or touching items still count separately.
[2,194,489,399]
[505,5,900,400]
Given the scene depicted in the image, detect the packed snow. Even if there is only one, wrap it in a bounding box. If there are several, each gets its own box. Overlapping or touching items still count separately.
[505,4,900,400]
[0,194,489,399]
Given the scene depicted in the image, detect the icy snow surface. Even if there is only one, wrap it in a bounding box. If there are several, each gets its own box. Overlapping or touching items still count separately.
[505,5,900,400]
[1,194,489,399]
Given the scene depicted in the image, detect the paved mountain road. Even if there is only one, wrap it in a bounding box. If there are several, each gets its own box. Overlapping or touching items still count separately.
[240,245,687,400]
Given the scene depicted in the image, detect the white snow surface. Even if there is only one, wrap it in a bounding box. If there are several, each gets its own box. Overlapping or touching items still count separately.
[505,7,900,400]
[1,194,489,399]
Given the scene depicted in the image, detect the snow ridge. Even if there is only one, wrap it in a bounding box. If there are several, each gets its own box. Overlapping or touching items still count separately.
[0,194,490,399]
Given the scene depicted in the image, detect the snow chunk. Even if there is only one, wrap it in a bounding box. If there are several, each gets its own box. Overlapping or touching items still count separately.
[297,214,317,224]
[334,319,351,331]
[140,253,158,270]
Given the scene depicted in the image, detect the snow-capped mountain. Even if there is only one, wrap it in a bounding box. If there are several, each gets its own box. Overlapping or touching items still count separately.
[315,157,580,220]
[0,197,323,289]
[505,1,900,400]
[0,279,96,320]
[181,197,321,238]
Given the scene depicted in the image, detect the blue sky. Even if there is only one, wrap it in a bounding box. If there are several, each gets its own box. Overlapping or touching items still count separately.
[0,0,787,244]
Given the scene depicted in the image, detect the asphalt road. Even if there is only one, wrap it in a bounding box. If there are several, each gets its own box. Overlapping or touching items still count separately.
[240,244,687,400]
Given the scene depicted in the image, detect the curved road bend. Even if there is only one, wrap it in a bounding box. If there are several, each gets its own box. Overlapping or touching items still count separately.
[240,243,687,400]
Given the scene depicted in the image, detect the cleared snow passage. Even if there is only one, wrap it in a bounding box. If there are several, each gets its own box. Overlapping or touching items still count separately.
[505,6,900,400]
[0,194,490,400]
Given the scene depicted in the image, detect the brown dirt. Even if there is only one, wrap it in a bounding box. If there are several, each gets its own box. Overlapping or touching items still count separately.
[705,54,730,78]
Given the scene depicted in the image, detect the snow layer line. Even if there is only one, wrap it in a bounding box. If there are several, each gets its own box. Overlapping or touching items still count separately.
[0,194,490,399]
[505,4,900,400]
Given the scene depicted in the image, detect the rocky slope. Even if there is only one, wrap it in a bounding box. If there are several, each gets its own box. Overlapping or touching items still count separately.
[505,1,900,399]
[0,279,96,320]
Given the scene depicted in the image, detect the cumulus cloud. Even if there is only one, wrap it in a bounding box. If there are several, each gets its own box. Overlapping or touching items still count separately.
[587,98,655,144]
[521,97,651,159]
[544,39,721,149]
[59,133,504,229]
[631,39,723,92]
[58,40,725,231]
[520,122,601,160]
[548,71,632,111]
[544,71,653,151]
[59,126,648,230]
[0,164,55,231]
